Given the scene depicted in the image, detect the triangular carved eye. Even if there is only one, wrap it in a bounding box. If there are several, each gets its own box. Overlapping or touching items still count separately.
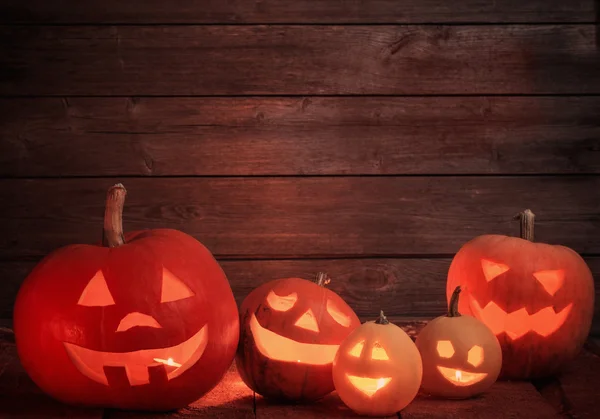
[161,267,194,303]
[78,270,115,307]
[533,270,565,296]
[481,259,510,282]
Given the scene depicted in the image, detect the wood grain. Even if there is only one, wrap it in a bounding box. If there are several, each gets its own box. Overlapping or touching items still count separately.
[404,382,561,418]
[2,96,599,177]
[1,177,598,259]
[0,0,593,24]
[3,257,600,335]
[1,25,599,95]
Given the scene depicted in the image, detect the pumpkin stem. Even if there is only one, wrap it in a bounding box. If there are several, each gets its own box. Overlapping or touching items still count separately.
[315,272,331,287]
[375,310,390,325]
[515,209,535,242]
[448,286,462,317]
[102,183,127,248]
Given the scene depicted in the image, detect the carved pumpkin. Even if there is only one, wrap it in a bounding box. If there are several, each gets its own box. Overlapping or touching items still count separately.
[416,286,501,399]
[332,311,422,416]
[14,184,239,410]
[236,273,360,401]
[447,209,594,379]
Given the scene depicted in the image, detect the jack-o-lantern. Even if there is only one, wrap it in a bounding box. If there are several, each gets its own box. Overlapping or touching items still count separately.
[14,184,240,410]
[332,311,422,416]
[236,273,360,401]
[447,209,595,379]
[416,286,501,399]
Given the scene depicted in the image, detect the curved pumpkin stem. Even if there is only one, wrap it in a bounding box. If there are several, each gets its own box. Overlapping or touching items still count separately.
[448,286,462,317]
[315,272,331,287]
[102,183,127,248]
[515,209,535,242]
[375,310,389,325]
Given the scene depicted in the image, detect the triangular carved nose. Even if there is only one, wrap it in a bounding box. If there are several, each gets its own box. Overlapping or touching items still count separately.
[116,312,162,332]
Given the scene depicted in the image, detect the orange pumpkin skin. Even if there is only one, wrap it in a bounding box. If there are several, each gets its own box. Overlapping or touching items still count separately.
[447,233,594,379]
[236,275,360,401]
[14,186,239,410]
[416,287,502,399]
[333,312,422,416]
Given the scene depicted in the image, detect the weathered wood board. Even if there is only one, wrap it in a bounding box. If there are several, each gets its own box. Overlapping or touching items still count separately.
[1,25,599,95]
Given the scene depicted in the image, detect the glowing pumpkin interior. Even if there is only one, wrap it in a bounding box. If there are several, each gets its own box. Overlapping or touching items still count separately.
[471,259,572,340]
[64,267,205,387]
[249,289,354,365]
[434,341,487,387]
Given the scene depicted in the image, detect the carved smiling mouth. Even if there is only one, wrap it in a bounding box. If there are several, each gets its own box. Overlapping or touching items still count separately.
[249,314,338,365]
[437,367,487,386]
[346,375,392,397]
[63,324,208,386]
[470,297,572,340]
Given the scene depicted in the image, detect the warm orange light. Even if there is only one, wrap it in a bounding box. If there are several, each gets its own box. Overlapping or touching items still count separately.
[349,341,364,358]
[481,259,510,282]
[64,324,208,386]
[116,312,162,332]
[436,340,455,358]
[294,309,320,332]
[533,270,565,296]
[467,345,484,367]
[326,299,351,327]
[153,357,182,368]
[78,270,115,307]
[249,314,338,365]
[266,291,297,312]
[437,366,487,387]
[470,298,572,339]
[371,342,389,360]
[161,267,194,303]
[346,374,392,397]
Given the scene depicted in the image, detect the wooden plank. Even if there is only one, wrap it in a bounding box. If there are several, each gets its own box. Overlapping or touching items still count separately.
[3,257,600,335]
[404,382,561,418]
[2,96,599,177]
[107,364,255,418]
[0,258,452,320]
[1,25,599,95]
[1,177,598,259]
[0,331,104,418]
[554,350,600,419]
[0,0,594,24]
[254,391,395,418]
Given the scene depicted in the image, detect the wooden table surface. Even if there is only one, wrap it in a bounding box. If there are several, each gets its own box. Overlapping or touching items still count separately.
[1,325,598,418]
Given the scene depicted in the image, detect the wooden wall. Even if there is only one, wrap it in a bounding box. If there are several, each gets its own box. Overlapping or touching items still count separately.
[0,1,599,333]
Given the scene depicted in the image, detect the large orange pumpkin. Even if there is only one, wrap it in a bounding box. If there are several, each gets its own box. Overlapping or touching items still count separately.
[446,209,594,379]
[14,184,239,410]
[236,273,360,401]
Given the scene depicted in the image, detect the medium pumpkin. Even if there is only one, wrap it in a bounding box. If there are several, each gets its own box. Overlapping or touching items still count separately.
[446,209,594,379]
[416,286,501,399]
[332,311,422,416]
[236,273,360,401]
[14,184,239,410]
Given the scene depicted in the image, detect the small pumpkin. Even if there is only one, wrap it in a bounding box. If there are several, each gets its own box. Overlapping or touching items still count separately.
[14,184,239,410]
[416,286,501,399]
[446,209,594,379]
[332,311,422,416]
[236,273,360,401]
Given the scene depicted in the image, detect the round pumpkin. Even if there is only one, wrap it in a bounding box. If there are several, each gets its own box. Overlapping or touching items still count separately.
[416,286,501,399]
[14,184,239,410]
[236,273,360,401]
[446,209,594,379]
[332,311,422,416]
